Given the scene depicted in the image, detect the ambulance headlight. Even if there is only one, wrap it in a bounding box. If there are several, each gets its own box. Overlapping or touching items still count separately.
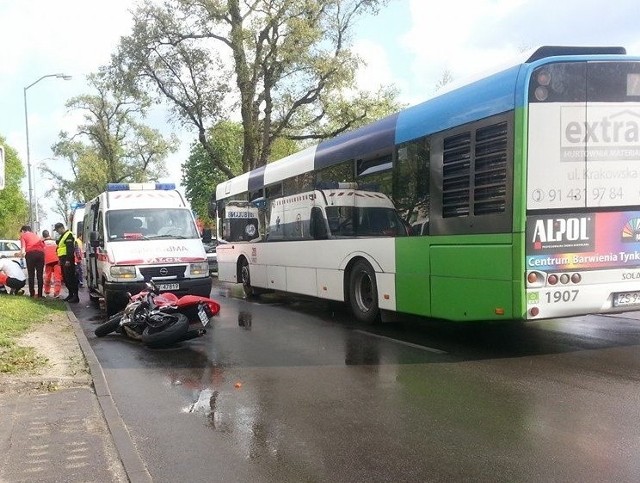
[190,261,209,276]
[110,266,137,279]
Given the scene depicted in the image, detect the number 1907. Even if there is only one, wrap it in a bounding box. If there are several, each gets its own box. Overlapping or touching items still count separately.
[545,290,579,303]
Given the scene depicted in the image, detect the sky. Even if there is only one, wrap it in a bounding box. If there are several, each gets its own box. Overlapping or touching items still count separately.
[2,0,640,230]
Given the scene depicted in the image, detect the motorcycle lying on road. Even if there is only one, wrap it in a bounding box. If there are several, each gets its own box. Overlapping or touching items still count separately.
[94,280,221,348]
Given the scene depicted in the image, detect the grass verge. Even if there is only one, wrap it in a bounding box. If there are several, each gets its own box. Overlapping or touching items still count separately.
[0,296,67,374]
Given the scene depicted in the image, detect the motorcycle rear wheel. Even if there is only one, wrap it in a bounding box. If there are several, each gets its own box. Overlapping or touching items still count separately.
[95,311,124,337]
[142,313,189,348]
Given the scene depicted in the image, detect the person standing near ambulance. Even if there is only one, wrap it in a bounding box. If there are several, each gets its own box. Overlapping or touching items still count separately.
[42,229,62,298]
[54,222,79,303]
[19,225,45,298]
[74,235,84,288]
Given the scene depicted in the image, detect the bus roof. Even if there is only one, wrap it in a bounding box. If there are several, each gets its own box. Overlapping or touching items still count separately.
[216,45,633,201]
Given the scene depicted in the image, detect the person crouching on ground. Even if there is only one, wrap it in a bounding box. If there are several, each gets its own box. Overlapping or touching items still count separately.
[19,225,45,298]
[0,256,27,295]
[54,222,79,303]
[42,229,62,298]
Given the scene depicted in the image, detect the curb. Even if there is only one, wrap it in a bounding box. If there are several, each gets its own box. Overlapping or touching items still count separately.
[67,307,153,483]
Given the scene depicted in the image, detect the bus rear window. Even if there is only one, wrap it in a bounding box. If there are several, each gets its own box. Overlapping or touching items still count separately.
[529,61,640,103]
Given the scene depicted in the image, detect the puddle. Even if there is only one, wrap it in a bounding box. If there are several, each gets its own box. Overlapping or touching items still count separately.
[238,311,252,330]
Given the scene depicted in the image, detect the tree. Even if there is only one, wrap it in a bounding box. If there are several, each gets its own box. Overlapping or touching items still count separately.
[434,69,454,92]
[0,137,29,238]
[112,0,400,175]
[182,120,298,223]
[46,185,75,226]
[43,71,178,204]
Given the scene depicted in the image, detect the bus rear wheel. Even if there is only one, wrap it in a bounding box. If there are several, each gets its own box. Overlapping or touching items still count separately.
[349,260,380,324]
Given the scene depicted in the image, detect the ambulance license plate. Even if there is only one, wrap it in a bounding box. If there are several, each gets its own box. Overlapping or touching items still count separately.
[158,283,179,291]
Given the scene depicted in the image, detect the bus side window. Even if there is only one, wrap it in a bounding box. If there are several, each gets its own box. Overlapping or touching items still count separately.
[96,211,105,244]
[368,210,388,235]
[395,138,430,235]
[326,206,354,237]
[310,207,328,240]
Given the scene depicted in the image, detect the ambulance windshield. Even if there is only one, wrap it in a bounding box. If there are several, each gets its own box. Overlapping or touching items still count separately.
[106,208,199,241]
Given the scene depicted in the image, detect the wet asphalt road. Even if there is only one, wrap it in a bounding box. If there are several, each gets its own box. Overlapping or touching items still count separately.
[72,279,640,482]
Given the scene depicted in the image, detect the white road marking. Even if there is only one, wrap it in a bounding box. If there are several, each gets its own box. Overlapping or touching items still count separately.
[353,330,447,354]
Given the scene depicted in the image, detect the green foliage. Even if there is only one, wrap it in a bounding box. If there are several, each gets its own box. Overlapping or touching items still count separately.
[44,71,177,205]
[0,137,29,238]
[434,69,454,92]
[287,85,406,142]
[182,121,299,223]
[112,0,397,174]
[182,122,245,224]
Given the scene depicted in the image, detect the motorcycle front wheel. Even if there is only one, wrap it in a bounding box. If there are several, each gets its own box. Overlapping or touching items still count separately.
[141,313,189,348]
[95,311,124,337]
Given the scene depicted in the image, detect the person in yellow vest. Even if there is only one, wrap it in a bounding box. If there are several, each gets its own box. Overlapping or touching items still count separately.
[54,222,79,303]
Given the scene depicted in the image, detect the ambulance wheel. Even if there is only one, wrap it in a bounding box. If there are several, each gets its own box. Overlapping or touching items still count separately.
[105,291,122,317]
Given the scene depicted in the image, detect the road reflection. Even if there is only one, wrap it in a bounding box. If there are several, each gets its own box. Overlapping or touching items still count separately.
[238,311,252,330]
[76,281,640,480]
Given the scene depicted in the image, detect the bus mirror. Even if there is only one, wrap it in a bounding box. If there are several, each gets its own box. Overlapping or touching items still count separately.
[216,200,226,216]
[208,194,217,219]
[251,197,267,210]
[202,228,213,243]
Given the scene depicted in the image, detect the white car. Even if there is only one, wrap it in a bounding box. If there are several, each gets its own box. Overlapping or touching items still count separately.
[0,240,24,267]
[0,240,25,294]
[203,239,218,274]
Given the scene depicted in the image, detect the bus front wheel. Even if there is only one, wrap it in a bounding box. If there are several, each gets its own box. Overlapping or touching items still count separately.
[349,260,380,324]
[240,259,256,298]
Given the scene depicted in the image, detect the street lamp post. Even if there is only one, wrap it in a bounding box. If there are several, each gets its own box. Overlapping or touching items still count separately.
[33,157,57,233]
[23,73,71,229]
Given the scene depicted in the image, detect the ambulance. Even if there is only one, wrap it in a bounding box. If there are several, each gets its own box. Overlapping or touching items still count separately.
[69,202,85,239]
[82,183,211,315]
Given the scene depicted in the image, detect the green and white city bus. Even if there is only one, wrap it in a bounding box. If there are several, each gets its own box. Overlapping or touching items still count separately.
[213,46,640,323]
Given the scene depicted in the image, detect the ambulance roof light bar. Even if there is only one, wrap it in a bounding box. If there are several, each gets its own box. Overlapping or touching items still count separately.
[107,182,176,191]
